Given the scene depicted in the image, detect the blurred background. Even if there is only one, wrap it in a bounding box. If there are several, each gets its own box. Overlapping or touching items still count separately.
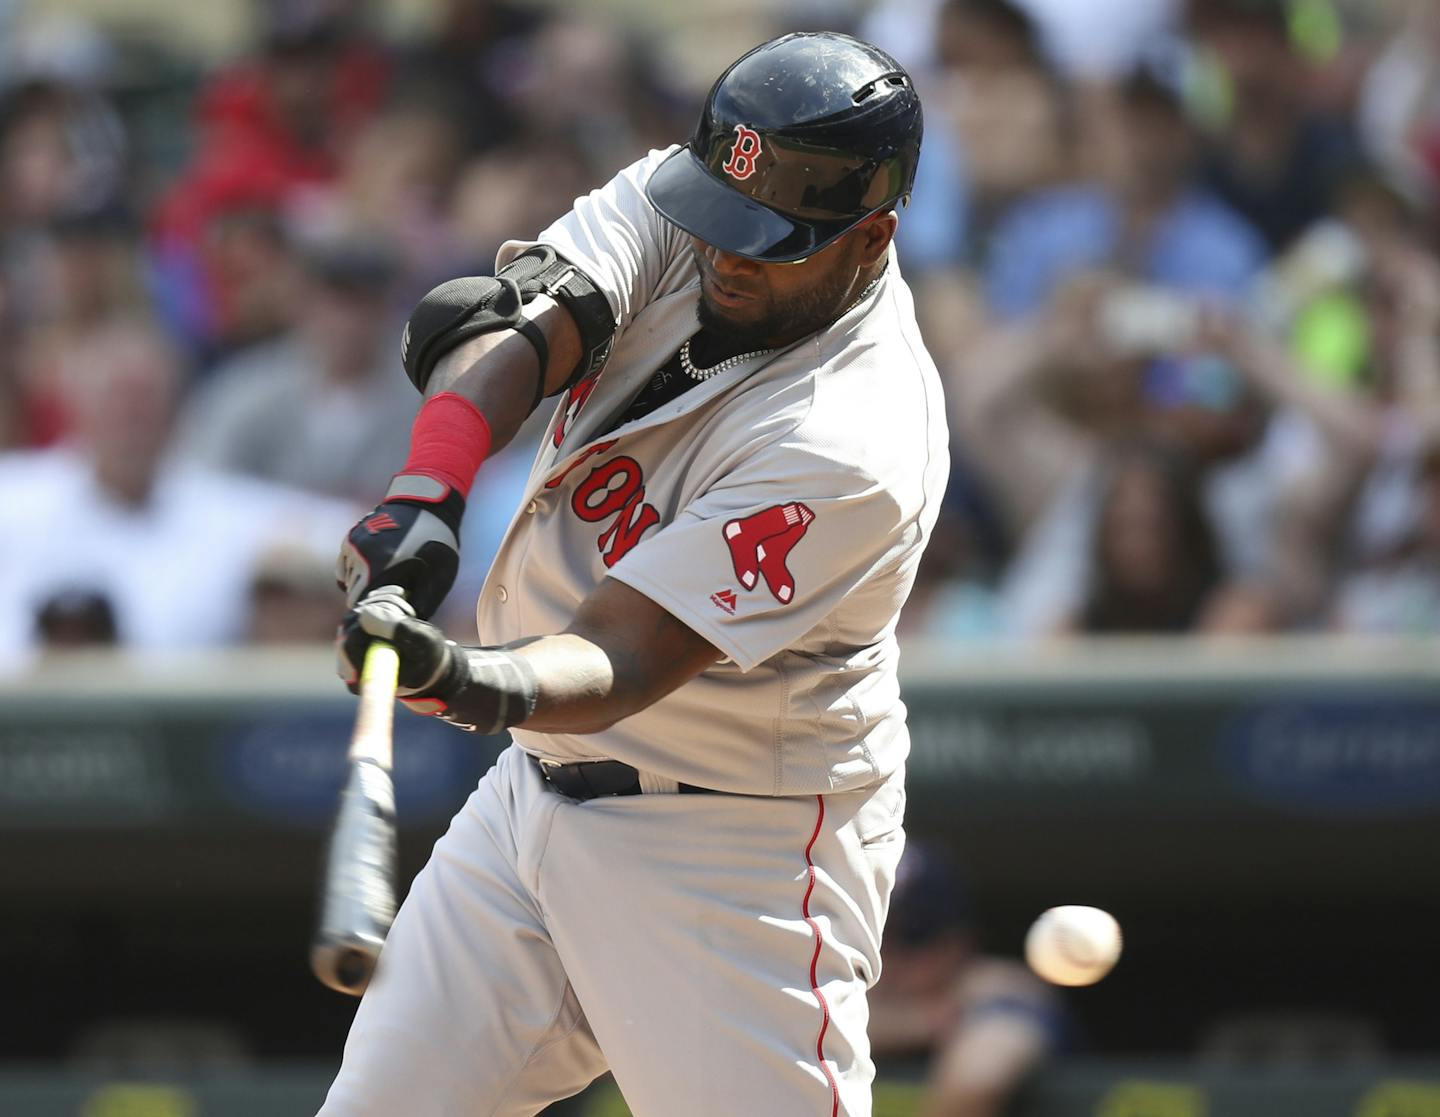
[3,0,1440,1113]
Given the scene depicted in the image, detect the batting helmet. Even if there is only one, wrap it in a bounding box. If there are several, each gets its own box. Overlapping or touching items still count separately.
[645,32,923,263]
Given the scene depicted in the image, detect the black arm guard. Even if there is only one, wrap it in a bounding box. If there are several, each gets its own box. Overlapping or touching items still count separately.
[413,645,540,735]
[401,246,617,403]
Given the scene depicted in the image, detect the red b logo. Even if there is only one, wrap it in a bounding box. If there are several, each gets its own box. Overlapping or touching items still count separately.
[722,125,763,181]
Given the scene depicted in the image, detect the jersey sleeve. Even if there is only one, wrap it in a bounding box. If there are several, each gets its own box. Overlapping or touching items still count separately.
[496,147,689,338]
[605,439,906,672]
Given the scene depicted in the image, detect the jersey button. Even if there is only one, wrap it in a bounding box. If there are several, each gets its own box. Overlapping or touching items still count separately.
[496,585,509,603]
[526,500,538,514]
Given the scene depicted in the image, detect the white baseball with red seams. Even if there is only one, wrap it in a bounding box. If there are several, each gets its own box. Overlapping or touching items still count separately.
[318,146,949,1117]
[1025,906,1125,987]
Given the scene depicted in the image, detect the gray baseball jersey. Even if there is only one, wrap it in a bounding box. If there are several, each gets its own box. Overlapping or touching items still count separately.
[478,146,949,796]
[321,145,948,1117]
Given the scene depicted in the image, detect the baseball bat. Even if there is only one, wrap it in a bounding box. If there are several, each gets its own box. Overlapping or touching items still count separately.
[311,639,401,996]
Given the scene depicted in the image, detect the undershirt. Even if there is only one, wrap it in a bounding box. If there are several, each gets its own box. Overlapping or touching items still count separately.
[604,341,696,434]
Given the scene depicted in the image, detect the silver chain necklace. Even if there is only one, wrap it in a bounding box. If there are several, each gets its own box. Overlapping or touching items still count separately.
[680,270,885,382]
[679,340,773,381]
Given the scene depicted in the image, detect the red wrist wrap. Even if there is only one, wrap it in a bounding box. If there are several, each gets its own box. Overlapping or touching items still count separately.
[400,391,495,498]
[401,392,492,498]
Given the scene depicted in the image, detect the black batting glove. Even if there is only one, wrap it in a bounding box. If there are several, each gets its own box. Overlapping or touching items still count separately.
[337,587,539,733]
[337,586,459,703]
[336,474,464,620]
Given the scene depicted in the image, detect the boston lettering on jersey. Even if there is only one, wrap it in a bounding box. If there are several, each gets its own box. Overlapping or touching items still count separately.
[552,376,600,448]
[545,441,660,567]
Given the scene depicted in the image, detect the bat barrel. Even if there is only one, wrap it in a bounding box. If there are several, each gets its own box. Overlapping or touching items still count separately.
[311,745,399,995]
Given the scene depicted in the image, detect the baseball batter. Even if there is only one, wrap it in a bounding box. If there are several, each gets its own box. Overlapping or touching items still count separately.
[324,31,947,1117]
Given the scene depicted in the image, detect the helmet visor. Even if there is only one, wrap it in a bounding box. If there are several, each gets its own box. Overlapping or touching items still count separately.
[644,145,858,263]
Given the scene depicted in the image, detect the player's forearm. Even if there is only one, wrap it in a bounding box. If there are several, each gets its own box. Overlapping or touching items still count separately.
[504,633,639,733]
[506,579,724,734]
[395,629,679,737]
[425,297,584,456]
[440,630,679,736]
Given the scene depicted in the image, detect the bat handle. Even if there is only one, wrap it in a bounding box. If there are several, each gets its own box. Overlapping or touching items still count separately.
[352,639,400,767]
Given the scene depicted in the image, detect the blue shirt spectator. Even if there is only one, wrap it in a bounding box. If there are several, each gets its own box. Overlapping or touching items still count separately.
[984,183,1268,319]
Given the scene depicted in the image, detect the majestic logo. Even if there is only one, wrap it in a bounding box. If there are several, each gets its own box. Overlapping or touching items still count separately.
[363,512,399,534]
[722,124,763,181]
[722,502,814,605]
[710,588,738,614]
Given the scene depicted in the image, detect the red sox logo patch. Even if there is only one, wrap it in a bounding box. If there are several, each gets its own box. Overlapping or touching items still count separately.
[722,124,763,181]
[722,502,814,605]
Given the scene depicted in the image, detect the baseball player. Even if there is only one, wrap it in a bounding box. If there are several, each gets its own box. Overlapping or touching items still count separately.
[325,31,948,1117]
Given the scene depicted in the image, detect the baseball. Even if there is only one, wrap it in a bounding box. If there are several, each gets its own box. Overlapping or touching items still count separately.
[1024,906,1123,987]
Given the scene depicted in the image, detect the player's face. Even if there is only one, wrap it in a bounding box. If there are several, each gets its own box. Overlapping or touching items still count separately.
[690,213,896,351]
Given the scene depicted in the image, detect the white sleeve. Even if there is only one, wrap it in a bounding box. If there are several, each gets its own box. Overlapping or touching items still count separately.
[496,147,689,338]
[606,440,906,672]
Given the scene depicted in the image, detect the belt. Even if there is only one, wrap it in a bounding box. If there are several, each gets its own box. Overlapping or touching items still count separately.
[532,756,715,800]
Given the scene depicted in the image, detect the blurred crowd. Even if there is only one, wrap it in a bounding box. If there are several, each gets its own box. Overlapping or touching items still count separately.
[877,0,1440,643]
[4,0,1440,670]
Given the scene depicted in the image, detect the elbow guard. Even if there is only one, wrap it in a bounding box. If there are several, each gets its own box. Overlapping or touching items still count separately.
[401,247,617,404]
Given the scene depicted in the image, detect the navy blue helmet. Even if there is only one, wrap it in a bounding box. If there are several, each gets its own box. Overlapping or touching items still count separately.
[645,32,923,263]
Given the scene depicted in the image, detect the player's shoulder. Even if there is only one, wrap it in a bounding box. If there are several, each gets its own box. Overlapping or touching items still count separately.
[813,275,943,425]
[715,289,945,501]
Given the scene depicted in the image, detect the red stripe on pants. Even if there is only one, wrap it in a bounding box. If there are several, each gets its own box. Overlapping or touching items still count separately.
[802,795,840,1116]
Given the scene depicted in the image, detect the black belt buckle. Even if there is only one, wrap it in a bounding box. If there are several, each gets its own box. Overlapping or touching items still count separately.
[536,757,643,800]
[534,756,713,799]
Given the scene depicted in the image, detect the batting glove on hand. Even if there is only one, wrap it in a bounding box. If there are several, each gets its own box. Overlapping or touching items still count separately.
[337,587,458,706]
[336,475,464,620]
[337,587,539,732]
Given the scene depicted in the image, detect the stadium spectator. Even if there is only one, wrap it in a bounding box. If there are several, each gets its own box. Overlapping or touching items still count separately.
[0,317,354,670]
[148,2,390,359]
[392,0,548,155]
[447,140,594,276]
[33,589,118,650]
[12,211,150,447]
[0,41,126,234]
[870,842,1065,1117]
[1194,223,1440,627]
[172,232,416,504]
[1357,0,1440,211]
[506,15,684,178]
[1332,437,1440,635]
[1190,0,1360,251]
[1072,438,1228,633]
[983,64,1266,320]
[288,102,465,301]
[893,0,1064,277]
[246,544,347,645]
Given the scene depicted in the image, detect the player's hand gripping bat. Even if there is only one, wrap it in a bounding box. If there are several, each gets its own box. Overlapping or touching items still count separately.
[311,638,401,996]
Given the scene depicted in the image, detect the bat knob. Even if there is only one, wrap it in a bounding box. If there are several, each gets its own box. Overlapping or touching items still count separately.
[311,939,382,996]
[336,947,376,992]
